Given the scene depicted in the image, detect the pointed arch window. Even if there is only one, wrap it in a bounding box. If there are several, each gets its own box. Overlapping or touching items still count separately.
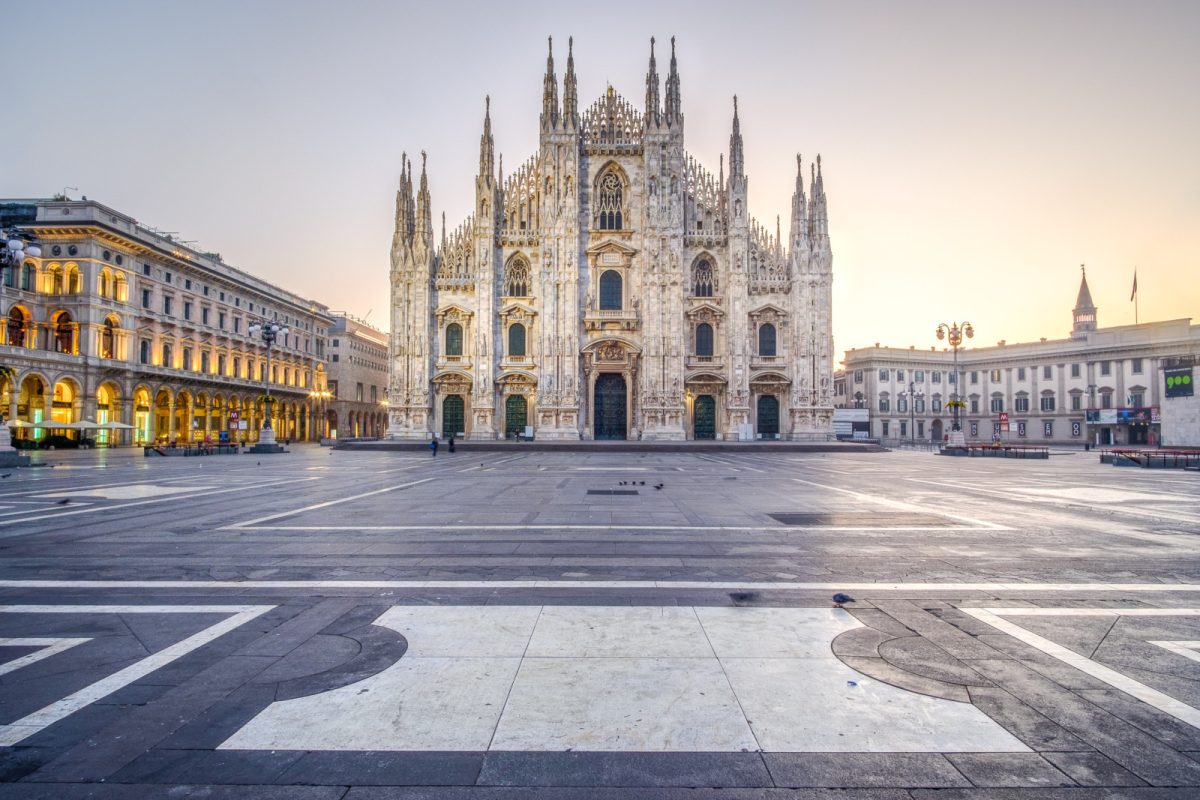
[599,270,622,310]
[695,323,714,357]
[504,256,530,297]
[692,258,715,297]
[595,168,623,230]
[508,323,526,357]
[445,323,463,356]
[758,323,777,357]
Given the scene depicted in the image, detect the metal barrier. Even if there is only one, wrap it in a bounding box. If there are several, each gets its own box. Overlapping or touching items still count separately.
[1099,448,1200,469]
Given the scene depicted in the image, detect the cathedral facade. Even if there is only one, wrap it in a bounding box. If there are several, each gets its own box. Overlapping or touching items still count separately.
[388,38,834,441]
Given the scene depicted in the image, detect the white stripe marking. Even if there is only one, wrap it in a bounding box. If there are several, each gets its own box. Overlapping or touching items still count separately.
[963,607,1200,730]
[222,478,435,529]
[0,604,274,746]
[0,477,317,531]
[792,478,1011,530]
[1150,641,1200,664]
[0,580,1196,592]
[0,637,91,676]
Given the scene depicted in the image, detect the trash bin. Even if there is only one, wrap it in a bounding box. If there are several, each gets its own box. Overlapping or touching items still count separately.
[1084,443,1091,451]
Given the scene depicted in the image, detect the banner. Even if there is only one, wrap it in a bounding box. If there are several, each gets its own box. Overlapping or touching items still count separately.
[1165,366,1194,398]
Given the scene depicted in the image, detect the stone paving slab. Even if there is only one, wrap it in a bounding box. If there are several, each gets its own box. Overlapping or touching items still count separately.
[0,446,1197,795]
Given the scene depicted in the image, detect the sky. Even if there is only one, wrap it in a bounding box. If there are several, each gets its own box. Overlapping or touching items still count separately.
[4,0,1198,358]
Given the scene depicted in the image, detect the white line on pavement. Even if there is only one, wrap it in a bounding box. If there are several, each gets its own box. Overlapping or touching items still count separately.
[0,477,319,532]
[0,579,1197,592]
[0,604,274,746]
[791,478,1011,530]
[963,607,1200,730]
[221,478,436,529]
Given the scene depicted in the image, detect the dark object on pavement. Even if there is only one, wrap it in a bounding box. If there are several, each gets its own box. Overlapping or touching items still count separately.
[56,499,71,505]
[832,592,853,604]
[654,483,664,490]
[729,591,759,605]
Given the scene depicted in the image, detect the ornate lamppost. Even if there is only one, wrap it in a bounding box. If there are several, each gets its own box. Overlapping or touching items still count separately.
[0,231,40,465]
[248,320,289,453]
[936,321,973,444]
[899,380,925,444]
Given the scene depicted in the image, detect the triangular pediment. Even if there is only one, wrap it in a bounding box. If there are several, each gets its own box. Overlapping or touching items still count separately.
[685,302,725,321]
[585,239,638,257]
[434,303,474,322]
[749,303,788,318]
[500,300,537,318]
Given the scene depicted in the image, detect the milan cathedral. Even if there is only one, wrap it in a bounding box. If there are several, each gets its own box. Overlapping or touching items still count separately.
[388,37,834,441]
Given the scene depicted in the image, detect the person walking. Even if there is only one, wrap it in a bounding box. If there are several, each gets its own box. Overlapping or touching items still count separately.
[429,435,439,457]
[448,433,456,453]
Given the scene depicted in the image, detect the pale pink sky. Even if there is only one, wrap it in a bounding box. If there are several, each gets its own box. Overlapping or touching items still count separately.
[5,1,1198,354]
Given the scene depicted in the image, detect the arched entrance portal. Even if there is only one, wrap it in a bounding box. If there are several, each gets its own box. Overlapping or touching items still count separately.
[931,418,944,442]
[594,373,628,440]
[694,395,716,440]
[443,395,465,439]
[756,395,780,438]
[504,395,528,438]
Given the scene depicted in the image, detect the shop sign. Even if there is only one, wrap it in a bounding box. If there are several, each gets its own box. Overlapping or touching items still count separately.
[1165,366,1194,398]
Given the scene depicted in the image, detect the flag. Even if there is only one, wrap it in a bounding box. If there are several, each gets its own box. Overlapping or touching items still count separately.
[1130,269,1138,302]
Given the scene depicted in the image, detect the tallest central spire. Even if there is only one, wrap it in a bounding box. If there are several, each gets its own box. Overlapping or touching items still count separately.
[541,36,559,131]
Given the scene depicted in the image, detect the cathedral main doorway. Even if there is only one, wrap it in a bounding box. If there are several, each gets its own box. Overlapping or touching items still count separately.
[442,395,464,439]
[693,395,716,440]
[756,395,780,438]
[594,373,627,440]
[504,395,528,438]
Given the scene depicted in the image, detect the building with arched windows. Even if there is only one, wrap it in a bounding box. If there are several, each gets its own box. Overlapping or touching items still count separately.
[389,38,834,441]
[0,199,331,446]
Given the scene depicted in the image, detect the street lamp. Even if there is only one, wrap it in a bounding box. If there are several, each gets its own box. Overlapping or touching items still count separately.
[935,321,974,440]
[899,380,925,443]
[248,320,289,452]
[0,231,40,461]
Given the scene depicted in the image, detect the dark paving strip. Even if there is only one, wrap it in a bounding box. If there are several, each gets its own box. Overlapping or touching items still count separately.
[477,752,771,788]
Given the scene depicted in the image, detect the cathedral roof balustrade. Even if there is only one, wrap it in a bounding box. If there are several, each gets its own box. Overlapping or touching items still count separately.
[581,89,645,154]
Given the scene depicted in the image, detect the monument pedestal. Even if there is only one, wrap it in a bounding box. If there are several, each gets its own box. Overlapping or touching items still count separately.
[248,426,286,454]
[0,425,30,468]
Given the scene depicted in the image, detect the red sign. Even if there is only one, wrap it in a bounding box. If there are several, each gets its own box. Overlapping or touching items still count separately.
[999,411,1010,432]
[229,410,240,425]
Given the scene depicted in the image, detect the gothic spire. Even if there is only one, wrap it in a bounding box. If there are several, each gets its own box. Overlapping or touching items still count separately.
[563,36,578,127]
[392,152,415,252]
[541,36,559,131]
[644,36,660,126]
[415,150,432,243]
[729,95,744,179]
[478,96,494,178]
[790,153,808,248]
[664,36,681,125]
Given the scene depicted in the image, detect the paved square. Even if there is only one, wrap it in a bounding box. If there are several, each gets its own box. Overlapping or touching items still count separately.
[0,444,1197,797]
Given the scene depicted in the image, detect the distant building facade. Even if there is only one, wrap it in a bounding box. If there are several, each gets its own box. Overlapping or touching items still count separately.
[837,271,1199,446]
[325,314,388,438]
[0,199,330,445]
[388,38,834,442]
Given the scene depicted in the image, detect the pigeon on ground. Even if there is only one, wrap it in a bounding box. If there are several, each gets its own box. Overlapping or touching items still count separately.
[832,592,853,605]
[0,474,10,479]
[56,499,70,505]
[654,483,664,490]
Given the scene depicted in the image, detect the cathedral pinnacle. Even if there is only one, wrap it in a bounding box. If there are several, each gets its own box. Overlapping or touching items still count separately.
[729,95,744,179]
[541,35,559,130]
[665,35,681,125]
[478,96,495,178]
[645,36,660,126]
[563,35,578,126]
